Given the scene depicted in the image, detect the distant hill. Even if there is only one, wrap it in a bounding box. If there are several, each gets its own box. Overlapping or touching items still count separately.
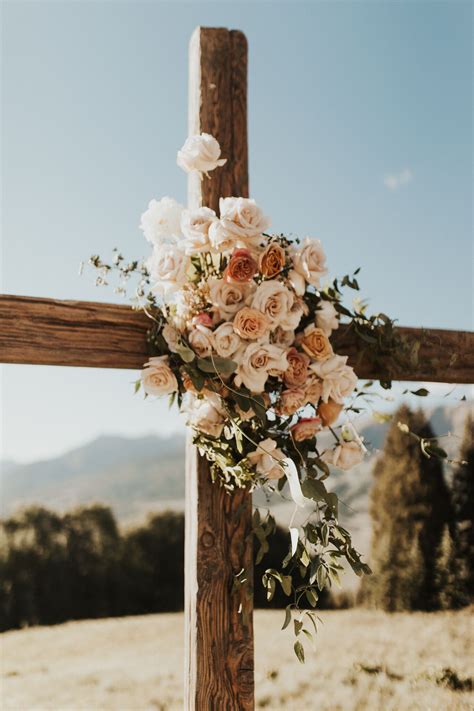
[1,403,471,537]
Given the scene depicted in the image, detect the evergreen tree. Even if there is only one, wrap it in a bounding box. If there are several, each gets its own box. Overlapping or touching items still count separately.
[368,405,450,611]
[448,413,474,605]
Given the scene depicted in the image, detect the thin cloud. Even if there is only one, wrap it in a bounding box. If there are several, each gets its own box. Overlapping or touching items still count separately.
[383,169,413,191]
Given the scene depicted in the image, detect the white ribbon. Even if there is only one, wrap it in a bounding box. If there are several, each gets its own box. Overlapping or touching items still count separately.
[281,457,308,508]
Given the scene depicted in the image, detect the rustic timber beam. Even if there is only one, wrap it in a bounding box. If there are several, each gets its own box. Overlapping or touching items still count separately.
[1,293,473,383]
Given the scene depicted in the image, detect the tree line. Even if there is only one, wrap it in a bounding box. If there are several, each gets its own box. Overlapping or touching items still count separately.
[0,504,310,631]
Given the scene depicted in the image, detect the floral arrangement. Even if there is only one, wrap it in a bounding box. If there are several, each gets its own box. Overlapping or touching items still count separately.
[89,133,385,662]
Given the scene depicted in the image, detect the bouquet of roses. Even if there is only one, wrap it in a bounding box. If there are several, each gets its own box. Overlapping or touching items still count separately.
[91,133,372,659]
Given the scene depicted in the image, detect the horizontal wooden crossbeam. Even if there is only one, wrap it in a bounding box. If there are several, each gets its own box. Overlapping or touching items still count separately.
[1,294,473,383]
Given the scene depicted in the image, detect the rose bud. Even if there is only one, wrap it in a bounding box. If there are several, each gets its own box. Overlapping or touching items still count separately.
[318,399,343,427]
[192,312,214,328]
[290,416,323,442]
[225,248,258,283]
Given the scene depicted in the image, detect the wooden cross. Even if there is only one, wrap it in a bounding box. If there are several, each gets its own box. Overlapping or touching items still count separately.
[1,26,473,711]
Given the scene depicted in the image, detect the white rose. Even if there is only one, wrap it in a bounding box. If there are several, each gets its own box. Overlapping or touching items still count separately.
[183,392,226,438]
[188,325,213,358]
[217,197,270,248]
[252,281,295,327]
[177,133,227,175]
[207,278,254,320]
[235,342,288,393]
[180,207,217,255]
[162,323,181,353]
[208,219,239,253]
[247,438,285,480]
[147,243,188,297]
[322,440,365,470]
[291,237,327,287]
[141,356,178,397]
[316,300,339,336]
[140,197,183,245]
[310,355,357,404]
[212,322,242,359]
[279,299,305,331]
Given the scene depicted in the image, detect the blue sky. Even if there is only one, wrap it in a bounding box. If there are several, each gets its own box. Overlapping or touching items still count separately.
[1,1,472,462]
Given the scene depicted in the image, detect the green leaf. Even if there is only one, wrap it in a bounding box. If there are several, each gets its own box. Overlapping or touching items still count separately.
[316,565,327,591]
[175,341,195,363]
[294,640,305,664]
[301,478,327,502]
[321,523,329,547]
[280,575,292,597]
[305,588,318,608]
[197,356,237,376]
[134,379,141,394]
[266,576,276,602]
[410,387,429,397]
[281,606,292,630]
[302,628,313,643]
[294,619,303,636]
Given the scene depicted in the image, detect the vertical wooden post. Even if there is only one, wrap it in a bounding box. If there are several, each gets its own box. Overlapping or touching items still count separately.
[185,27,254,711]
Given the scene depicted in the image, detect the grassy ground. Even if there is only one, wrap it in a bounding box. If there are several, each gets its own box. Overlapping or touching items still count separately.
[2,609,473,710]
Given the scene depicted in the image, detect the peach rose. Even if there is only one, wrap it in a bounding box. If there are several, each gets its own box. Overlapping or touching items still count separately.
[301,326,333,361]
[259,243,286,278]
[318,399,343,427]
[141,356,178,397]
[252,280,295,327]
[284,347,310,387]
[233,307,270,340]
[207,278,254,320]
[291,416,322,442]
[272,327,295,348]
[276,388,306,416]
[192,312,214,328]
[304,375,323,405]
[225,248,258,283]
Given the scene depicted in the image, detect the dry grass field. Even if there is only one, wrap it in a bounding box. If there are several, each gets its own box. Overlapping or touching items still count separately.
[1,609,473,711]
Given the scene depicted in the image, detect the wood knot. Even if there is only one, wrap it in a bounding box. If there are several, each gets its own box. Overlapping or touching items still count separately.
[201,531,215,548]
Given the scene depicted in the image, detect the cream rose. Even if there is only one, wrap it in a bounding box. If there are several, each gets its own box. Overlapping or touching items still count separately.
[207,278,254,320]
[188,325,214,358]
[291,237,327,287]
[233,307,270,340]
[276,388,306,416]
[183,392,226,438]
[141,356,178,397]
[212,322,242,358]
[140,197,184,245]
[247,438,285,480]
[217,197,270,248]
[235,342,288,393]
[288,269,306,296]
[291,417,322,442]
[180,207,217,254]
[177,133,226,174]
[315,300,339,336]
[252,281,295,327]
[147,243,188,297]
[310,355,357,404]
[322,441,365,470]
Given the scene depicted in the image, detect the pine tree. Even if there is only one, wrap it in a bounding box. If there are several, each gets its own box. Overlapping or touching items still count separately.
[448,413,474,605]
[368,405,450,611]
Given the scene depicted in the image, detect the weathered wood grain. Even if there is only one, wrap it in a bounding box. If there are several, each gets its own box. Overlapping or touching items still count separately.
[185,27,254,711]
[1,294,473,384]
